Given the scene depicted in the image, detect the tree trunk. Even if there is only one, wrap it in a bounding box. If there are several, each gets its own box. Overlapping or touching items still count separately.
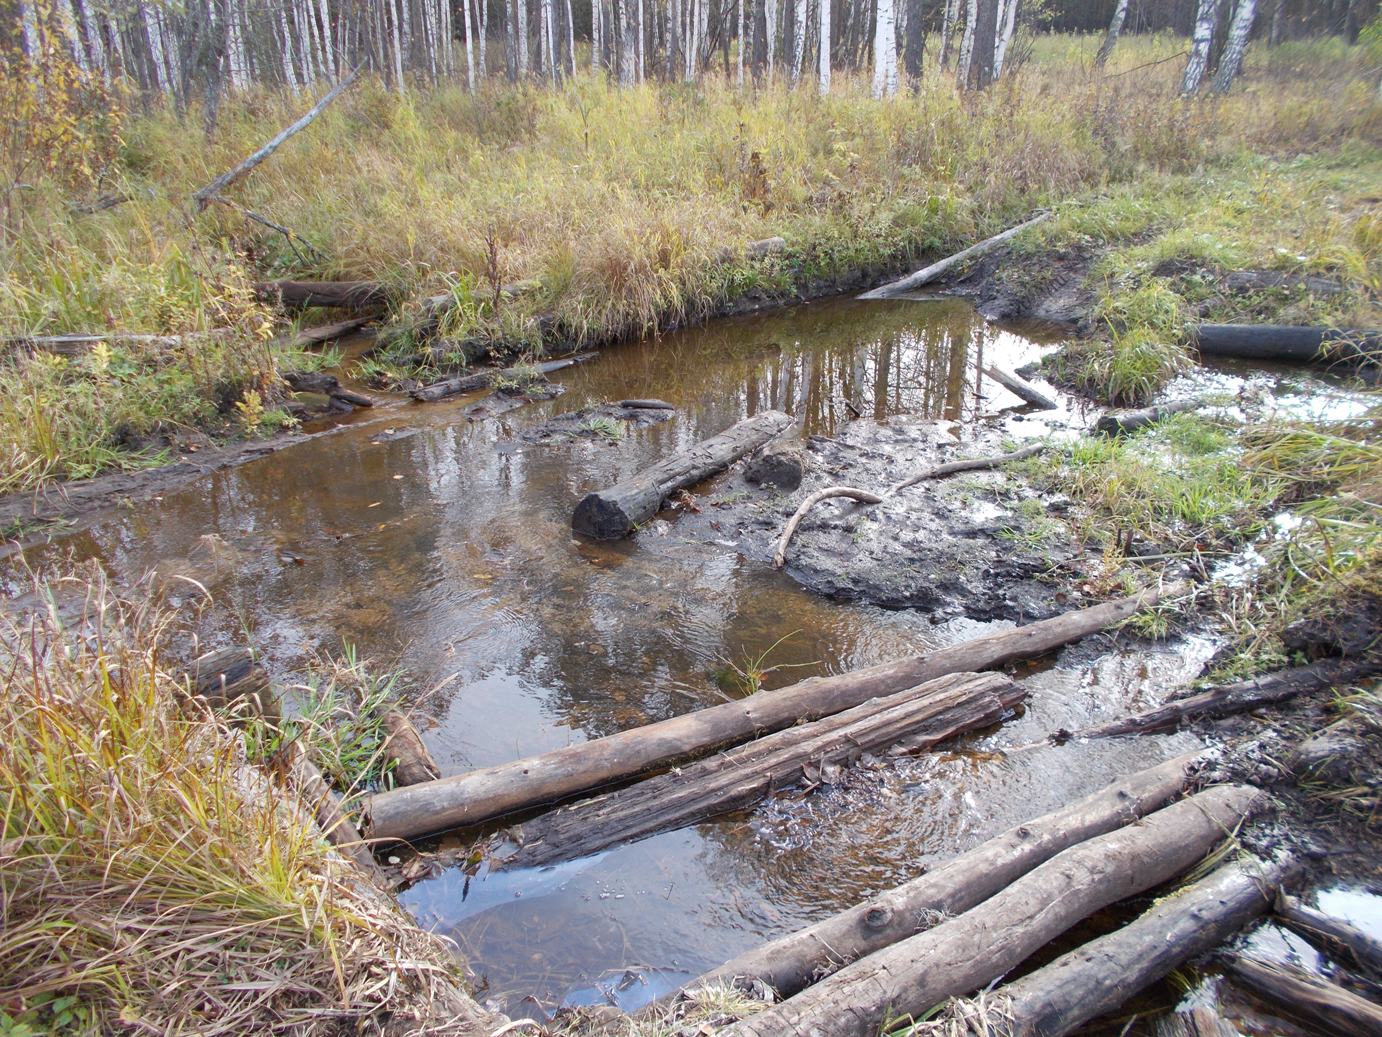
[1192,324,1381,365]
[992,0,1017,79]
[1181,0,1220,94]
[938,0,958,68]
[720,785,1260,1037]
[1224,957,1382,1036]
[684,751,1208,1001]
[255,278,389,310]
[500,672,1023,869]
[360,583,1182,842]
[817,0,829,90]
[1209,0,1256,93]
[1093,397,1207,436]
[382,710,442,786]
[410,357,580,403]
[571,410,791,538]
[860,212,1052,298]
[870,0,897,97]
[1095,0,1129,67]
[1276,894,1382,978]
[791,0,807,81]
[964,0,996,87]
[984,365,1056,410]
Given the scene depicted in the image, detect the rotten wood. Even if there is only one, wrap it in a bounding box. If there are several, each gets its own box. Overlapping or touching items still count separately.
[772,486,885,568]
[572,410,792,539]
[1192,324,1381,366]
[860,212,1053,299]
[4,330,226,359]
[1224,955,1382,1037]
[500,672,1023,870]
[1094,397,1208,436]
[410,357,581,403]
[683,751,1208,1001]
[283,741,385,879]
[1276,893,1382,978]
[383,710,442,787]
[273,317,375,351]
[985,365,1057,410]
[721,784,1260,1037]
[935,854,1295,1037]
[190,646,277,720]
[1060,659,1381,741]
[256,279,391,312]
[282,370,377,408]
[361,583,1183,844]
[618,399,676,410]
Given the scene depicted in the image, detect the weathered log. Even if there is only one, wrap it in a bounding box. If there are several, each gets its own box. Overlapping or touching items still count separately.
[190,646,278,720]
[985,365,1058,410]
[276,316,376,349]
[410,357,579,403]
[1062,659,1379,741]
[572,410,792,539]
[618,399,676,410]
[772,486,885,568]
[257,280,392,311]
[684,751,1207,1001]
[860,212,1053,299]
[1224,955,1382,1036]
[4,330,228,358]
[283,741,386,879]
[193,64,363,209]
[1223,270,1345,296]
[282,370,377,409]
[1277,894,1382,978]
[383,710,442,787]
[720,784,1259,1037]
[1192,324,1381,366]
[361,583,1182,843]
[889,443,1047,494]
[500,672,1023,870]
[1094,397,1208,436]
[1152,1006,1240,1037]
[924,855,1294,1037]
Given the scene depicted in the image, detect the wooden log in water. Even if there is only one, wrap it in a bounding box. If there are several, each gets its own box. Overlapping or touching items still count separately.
[1192,324,1381,366]
[720,784,1260,1037]
[683,751,1207,1002]
[361,583,1183,844]
[410,357,580,403]
[283,370,377,408]
[190,646,278,720]
[985,365,1058,410]
[618,399,676,410]
[860,212,1053,299]
[935,855,1295,1037]
[1224,955,1382,1036]
[500,672,1023,870]
[1094,397,1207,436]
[1276,894,1382,978]
[572,410,792,539]
[276,316,376,350]
[382,710,442,787]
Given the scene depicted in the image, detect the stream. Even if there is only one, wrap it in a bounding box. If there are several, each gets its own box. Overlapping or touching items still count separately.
[5,294,1377,1027]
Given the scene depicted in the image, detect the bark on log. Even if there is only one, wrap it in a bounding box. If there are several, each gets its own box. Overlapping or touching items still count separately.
[618,399,676,410]
[1094,397,1207,437]
[283,370,377,408]
[772,486,885,568]
[573,410,792,539]
[985,365,1057,410]
[1192,324,1381,366]
[256,280,392,311]
[890,443,1047,494]
[500,672,1023,870]
[410,358,580,403]
[284,741,386,879]
[276,316,376,349]
[934,854,1295,1037]
[721,784,1260,1037]
[1276,894,1382,978]
[1223,270,1345,296]
[684,751,1208,1001]
[1224,956,1382,1037]
[192,64,363,209]
[382,710,442,787]
[190,646,278,720]
[860,212,1053,299]
[1061,659,1379,741]
[361,583,1183,843]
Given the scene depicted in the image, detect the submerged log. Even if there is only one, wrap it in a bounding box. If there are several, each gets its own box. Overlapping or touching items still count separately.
[721,784,1260,1037]
[685,751,1207,1001]
[1094,397,1208,436]
[500,672,1023,870]
[190,646,278,720]
[1277,894,1382,978]
[382,710,442,787]
[572,410,792,539]
[410,357,580,403]
[860,212,1053,299]
[283,370,377,408]
[1192,324,1381,366]
[618,399,676,410]
[985,365,1058,410]
[1224,955,1382,1036]
[277,316,376,349]
[1062,659,1379,741]
[930,854,1294,1037]
[257,280,392,311]
[361,583,1182,844]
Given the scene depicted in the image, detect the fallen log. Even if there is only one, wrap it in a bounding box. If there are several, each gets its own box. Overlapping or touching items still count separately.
[1224,955,1382,1036]
[1094,397,1208,436]
[683,751,1207,1001]
[410,357,581,403]
[1059,659,1379,741]
[1223,270,1345,295]
[889,443,1048,494]
[985,365,1057,410]
[190,646,277,720]
[499,672,1023,870]
[918,854,1294,1037]
[618,399,676,410]
[1192,324,1381,366]
[360,583,1182,843]
[1277,894,1382,978]
[283,370,378,408]
[720,784,1259,1037]
[772,486,885,568]
[4,330,228,358]
[283,741,386,879]
[193,64,363,209]
[383,710,442,786]
[256,280,392,311]
[860,212,1053,299]
[572,410,792,539]
[276,316,376,349]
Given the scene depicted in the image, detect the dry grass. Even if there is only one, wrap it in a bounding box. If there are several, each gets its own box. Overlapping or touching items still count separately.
[0,566,487,1035]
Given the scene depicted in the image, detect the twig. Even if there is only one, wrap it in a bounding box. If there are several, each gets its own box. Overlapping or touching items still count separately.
[209,196,329,265]
[890,444,1048,494]
[772,487,885,568]
[1105,49,1190,79]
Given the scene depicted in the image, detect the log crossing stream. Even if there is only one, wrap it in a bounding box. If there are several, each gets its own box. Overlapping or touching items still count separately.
[5,295,1374,1022]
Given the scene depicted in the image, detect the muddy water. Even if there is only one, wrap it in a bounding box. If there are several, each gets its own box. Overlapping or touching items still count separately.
[5,295,1296,1019]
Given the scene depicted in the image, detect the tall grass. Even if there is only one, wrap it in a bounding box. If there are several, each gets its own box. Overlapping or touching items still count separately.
[0,568,476,1034]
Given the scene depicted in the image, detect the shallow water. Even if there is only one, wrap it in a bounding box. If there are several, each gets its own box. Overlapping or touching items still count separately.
[6,294,1371,1020]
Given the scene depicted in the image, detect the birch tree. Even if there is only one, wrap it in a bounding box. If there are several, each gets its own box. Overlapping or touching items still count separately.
[870,0,896,97]
[1210,0,1257,93]
[938,0,958,68]
[817,0,830,92]
[957,0,976,83]
[1094,0,1129,68]
[992,0,1017,79]
[791,0,807,82]
[1181,0,1221,94]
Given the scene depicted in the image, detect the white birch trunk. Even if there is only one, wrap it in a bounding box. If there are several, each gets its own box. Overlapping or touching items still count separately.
[615,0,634,84]
[592,0,602,71]
[938,0,958,67]
[565,0,575,75]
[391,0,407,89]
[18,0,41,59]
[957,0,976,83]
[1181,0,1220,95]
[463,0,477,86]
[992,0,1017,79]
[870,0,896,97]
[517,0,530,76]
[737,0,746,84]
[765,0,778,80]
[791,0,806,82]
[636,0,645,80]
[1094,0,1128,68]
[1210,0,1256,93]
[816,0,829,92]
[478,0,488,76]
[58,0,89,70]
